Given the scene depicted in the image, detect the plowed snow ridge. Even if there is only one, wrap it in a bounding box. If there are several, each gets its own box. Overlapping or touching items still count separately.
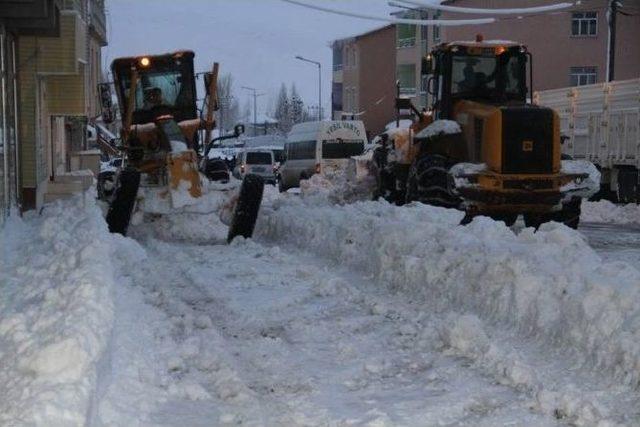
[258,197,640,392]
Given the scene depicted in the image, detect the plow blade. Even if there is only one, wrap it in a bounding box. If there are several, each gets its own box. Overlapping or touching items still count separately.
[167,150,203,208]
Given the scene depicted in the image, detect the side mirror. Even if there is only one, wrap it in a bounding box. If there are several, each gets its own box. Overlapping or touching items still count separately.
[234,123,245,137]
[98,83,114,124]
[421,54,433,76]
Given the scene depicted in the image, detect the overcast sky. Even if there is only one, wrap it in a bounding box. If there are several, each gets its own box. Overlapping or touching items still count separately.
[104,0,397,118]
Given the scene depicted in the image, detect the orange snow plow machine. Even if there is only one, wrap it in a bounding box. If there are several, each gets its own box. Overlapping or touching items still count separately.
[374,36,598,229]
[104,50,219,234]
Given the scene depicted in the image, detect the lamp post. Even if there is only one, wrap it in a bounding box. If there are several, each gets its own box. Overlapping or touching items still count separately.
[295,55,322,121]
[241,86,265,136]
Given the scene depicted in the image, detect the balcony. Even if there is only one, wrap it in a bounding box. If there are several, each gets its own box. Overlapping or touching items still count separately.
[399,87,417,97]
[397,37,416,49]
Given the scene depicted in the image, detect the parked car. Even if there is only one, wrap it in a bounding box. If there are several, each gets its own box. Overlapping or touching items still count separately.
[279,120,367,192]
[233,149,277,184]
[202,157,230,182]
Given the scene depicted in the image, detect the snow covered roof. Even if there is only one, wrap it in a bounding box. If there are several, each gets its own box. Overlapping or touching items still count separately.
[331,24,394,45]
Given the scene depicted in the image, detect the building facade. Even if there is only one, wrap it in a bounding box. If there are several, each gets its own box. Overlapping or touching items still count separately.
[13,0,106,212]
[0,0,64,225]
[393,7,442,109]
[442,0,640,91]
[331,25,396,137]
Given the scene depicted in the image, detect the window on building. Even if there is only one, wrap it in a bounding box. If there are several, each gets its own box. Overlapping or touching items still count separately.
[344,47,350,68]
[397,24,416,48]
[332,82,343,112]
[397,64,417,95]
[433,11,442,42]
[570,66,597,86]
[333,45,343,71]
[351,47,357,68]
[571,12,597,36]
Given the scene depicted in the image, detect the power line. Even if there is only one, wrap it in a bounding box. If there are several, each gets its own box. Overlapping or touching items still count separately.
[397,0,578,15]
[280,0,496,26]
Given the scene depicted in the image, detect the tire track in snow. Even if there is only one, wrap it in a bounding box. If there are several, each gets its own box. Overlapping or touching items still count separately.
[96,234,565,426]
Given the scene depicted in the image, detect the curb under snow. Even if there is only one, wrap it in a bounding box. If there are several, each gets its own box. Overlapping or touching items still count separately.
[258,197,640,391]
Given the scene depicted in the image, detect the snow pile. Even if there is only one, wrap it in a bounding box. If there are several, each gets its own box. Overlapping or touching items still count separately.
[450,162,487,188]
[415,119,461,139]
[133,182,238,244]
[560,160,601,197]
[299,167,375,204]
[258,197,640,424]
[0,193,119,426]
[582,200,640,226]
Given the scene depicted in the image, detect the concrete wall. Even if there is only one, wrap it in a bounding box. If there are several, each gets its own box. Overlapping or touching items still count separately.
[442,0,640,91]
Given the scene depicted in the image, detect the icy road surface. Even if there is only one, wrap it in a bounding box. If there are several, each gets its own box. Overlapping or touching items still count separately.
[580,222,640,266]
[97,237,555,426]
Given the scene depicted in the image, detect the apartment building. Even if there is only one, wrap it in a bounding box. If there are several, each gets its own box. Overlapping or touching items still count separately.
[393,7,442,109]
[442,0,640,91]
[0,0,64,225]
[12,0,107,212]
[331,25,396,137]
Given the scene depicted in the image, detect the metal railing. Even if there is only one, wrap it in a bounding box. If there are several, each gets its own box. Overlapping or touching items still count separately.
[399,87,417,96]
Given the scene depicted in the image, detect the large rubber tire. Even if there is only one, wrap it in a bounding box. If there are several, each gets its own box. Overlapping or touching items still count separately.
[406,155,459,208]
[227,174,265,243]
[523,198,581,230]
[106,168,141,235]
[278,176,288,193]
[490,213,518,227]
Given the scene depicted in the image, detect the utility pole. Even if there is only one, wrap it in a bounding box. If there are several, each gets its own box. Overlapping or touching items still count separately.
[295,55,322,121]
[241,86,265,136]
[607,0,619,82]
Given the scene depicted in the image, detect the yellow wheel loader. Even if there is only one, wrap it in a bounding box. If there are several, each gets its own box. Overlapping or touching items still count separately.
[103,51,263,240]
[374,36,599,228]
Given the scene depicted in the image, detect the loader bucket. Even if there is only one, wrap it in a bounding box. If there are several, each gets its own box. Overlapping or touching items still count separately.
[167,150,203,208]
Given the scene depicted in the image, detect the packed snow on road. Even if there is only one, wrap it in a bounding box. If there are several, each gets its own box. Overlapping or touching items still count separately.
[2,184,640,426]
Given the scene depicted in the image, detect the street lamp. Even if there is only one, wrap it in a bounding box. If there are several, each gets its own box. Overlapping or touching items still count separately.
[295,55,322,121]
[241,86,265,136]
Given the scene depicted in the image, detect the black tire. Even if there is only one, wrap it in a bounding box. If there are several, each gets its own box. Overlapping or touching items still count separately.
[490,213,518,227]
[106,168,141,235]
[227,174,265,243]
[406,155,459,208]
[523,198,582,230]
[278,177,287,193]
[553,198,581,229]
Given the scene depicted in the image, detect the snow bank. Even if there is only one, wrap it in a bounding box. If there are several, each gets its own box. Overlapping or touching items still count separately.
[258,198,640,401]
[415,119,461,139]
[582,200,640,226]
[299,167,375,204]
[0,193,121,426]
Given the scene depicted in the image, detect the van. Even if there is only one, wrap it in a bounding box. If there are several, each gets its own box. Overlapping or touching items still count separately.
[233,149,277,184]
[279,121,367,192]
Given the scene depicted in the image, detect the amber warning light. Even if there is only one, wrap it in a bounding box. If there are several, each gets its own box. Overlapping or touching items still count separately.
[139,57,151,67]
